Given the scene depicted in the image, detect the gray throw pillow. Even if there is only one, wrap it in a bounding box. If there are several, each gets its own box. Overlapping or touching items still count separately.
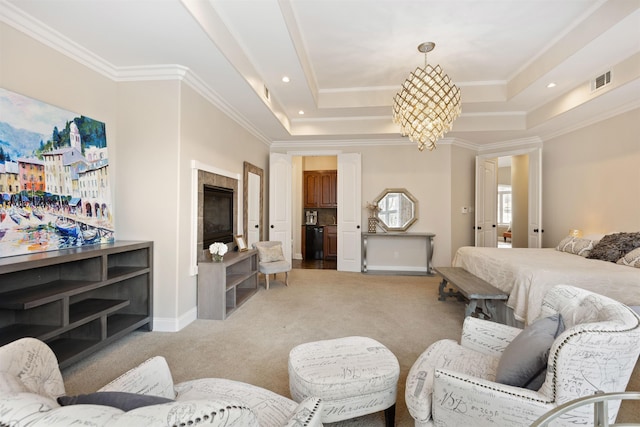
[495,313,564,390]
[57,391,173,411]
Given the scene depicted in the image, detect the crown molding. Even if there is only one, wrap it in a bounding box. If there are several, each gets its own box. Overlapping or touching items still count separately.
[271,137,459,150]
[1,1,272,147]
[476,137,543,152]
[1,0,117,76]
[539,99,640,142]
[181,72,271,147]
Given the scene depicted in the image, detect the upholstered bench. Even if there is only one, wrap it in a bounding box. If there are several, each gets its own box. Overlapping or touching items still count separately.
[288,336,399,426]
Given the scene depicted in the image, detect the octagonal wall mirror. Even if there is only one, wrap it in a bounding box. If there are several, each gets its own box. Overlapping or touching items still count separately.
[373,188,418,232]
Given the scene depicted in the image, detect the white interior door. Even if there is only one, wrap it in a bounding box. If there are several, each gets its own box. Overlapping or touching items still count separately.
[337,153,361,272]
[528,147,543,248]
[475,157,498,247]
[247,171,260,248]
[269,153,292,262]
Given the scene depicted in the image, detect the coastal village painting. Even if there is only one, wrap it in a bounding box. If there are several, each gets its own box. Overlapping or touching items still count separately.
[0,88,114,258]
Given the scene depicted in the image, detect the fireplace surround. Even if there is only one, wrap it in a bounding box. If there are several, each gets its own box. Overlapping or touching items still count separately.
[197,170,237,262]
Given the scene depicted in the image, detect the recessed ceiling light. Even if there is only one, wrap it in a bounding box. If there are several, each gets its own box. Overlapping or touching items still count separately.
[282,76,290,83]
[298,110,304,115]
[547,82,557,88]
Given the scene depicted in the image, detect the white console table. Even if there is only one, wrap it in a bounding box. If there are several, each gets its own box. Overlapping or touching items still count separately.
[361,232,435,276]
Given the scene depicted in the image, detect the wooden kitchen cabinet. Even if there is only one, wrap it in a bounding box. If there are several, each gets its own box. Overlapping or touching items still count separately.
[324,225,337,260]
[304,170,337,208]
[304,172,321,208]
[320,171,337,208]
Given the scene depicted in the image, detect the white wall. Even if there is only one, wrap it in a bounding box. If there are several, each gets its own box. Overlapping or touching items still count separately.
[3,20,638,328]
[450,145,476,259]
[115,81,181,325]
[542,108,640,246]
[303,156,337,171]
[178,84,269,325]
[275,143,454,269]
[1,22,269,331]
[511,154,529,248]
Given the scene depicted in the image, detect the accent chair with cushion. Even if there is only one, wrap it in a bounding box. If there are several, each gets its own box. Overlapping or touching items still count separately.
[253,241,291,289]
[0,337,323,427]
[405,284,640,427]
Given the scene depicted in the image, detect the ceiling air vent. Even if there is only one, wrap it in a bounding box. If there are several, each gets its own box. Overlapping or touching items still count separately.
[591,71,611,91]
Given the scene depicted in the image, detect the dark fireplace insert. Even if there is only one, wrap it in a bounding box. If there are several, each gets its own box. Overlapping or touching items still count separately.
[203,185,234,249]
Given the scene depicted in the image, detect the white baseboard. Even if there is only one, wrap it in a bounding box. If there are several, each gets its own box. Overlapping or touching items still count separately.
[366,265,427,273]
[152,306,198,332]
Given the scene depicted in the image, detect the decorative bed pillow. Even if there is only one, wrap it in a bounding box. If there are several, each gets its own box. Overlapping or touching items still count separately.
[555,236,573,250]
[617,247,640,268]
[57,391,173,411]
[587,232,640,263]
[555,236,595,257]
[495,313,565,390]
[257,244,285,262]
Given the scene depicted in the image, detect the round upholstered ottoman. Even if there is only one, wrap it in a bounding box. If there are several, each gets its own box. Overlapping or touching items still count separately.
[288,336,399,425]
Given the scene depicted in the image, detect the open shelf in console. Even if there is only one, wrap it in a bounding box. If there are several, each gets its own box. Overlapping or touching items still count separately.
[0,241,153,368]
[197,249,258,320]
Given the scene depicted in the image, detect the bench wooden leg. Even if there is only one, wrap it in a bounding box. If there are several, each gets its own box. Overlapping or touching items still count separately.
[466,299,478,317]
[439,278,463,301]
[438,278,448,301]
[484,299,498,321]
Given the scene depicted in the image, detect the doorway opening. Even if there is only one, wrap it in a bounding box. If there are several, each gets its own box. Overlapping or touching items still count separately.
[475,146,542,249]
[497,156,512,248]
[293,155,338,270]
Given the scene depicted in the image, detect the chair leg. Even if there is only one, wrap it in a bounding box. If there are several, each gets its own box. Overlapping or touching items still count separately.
[265,274,270,290]
[285,271,289,286]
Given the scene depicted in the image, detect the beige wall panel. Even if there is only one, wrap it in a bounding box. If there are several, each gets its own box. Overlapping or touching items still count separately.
[542,108,640,246]
[450,145,476,259]
[303,156,338,170]
[178,84,269,317]
[275,143,454,267]
[116,81,180,320]
[511,154,529,248]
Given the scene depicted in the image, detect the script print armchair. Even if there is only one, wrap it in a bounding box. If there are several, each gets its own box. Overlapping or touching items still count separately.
[405,285,640,427]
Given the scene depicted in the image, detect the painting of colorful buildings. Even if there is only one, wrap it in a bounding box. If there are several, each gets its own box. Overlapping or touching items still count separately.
[0,87,114,257]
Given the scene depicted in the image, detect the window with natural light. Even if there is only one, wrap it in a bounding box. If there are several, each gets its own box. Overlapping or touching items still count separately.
[498,184,512,225]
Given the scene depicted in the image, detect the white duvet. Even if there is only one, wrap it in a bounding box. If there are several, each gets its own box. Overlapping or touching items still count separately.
[452,247,640,324]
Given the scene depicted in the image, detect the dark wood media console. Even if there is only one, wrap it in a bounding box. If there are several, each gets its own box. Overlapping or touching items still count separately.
[0,241,153,368]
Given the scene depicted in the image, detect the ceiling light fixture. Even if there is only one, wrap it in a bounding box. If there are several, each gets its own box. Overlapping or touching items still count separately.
[282,76,290,83]
[547,82,556,88]
[392,42,461,151]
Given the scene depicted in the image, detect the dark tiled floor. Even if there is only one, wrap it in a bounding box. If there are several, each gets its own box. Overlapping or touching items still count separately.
[292,258,337,270]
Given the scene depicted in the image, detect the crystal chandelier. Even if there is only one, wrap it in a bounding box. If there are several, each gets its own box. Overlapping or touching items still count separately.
[392,42,461,151]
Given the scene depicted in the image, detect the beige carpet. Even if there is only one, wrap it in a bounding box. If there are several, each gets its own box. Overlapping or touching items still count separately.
[61,268,639,426]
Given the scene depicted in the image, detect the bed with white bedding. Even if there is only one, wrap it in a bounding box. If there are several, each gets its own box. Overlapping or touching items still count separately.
[452,244,640,325]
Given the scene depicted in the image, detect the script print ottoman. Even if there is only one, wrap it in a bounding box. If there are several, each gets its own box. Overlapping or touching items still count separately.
[288,336,400,426]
